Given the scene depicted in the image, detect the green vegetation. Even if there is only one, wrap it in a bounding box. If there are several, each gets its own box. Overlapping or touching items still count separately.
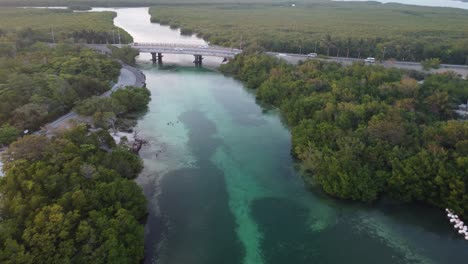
[0,125,146,263]
[150,3,468,64]
[0,124,20,147]
[0,7,148,263]
[221,54,468,216]
[0,8,132,44]
[74,86,151,129]
[67,5,92,11]
[0,0,303,6]
[0,43,120,133]
[421,58,442,70]
[109,45,140,65]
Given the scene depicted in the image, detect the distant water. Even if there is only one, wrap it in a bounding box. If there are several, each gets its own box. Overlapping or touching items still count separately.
[94,7,468,264]
[334,0,468,9]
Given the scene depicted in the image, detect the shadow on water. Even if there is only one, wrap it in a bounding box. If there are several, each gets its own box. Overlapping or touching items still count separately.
[148,109,244,264]
[250,197,411,264]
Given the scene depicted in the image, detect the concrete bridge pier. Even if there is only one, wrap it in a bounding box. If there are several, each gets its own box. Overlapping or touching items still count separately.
[157,53,163,64]
[194,55,203,66]
[151,52,163,64]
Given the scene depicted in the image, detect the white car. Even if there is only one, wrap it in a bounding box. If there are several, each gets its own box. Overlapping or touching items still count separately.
[364,57,375,63]
[198,45,209,49]
[307,53,318,58]
[277,53,287,57]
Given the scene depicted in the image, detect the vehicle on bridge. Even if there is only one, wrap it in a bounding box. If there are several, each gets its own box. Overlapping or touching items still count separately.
[307,53,318,58]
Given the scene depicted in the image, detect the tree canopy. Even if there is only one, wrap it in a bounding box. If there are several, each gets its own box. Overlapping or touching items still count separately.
[0,125,146,263]
[0,8,132,44]
[221,53,468,217]
[149,3,468,64]
[0,43,120,134]
[74,85,151,129]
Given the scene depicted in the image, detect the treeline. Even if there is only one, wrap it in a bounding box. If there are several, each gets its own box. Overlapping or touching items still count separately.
[0,42,121,145]
[221,53,468,217]
[67,5,92,10]
[0,0,154,6]
[149,4,468,64]
[0,8,133,44]
[0,125,146,263]
[0,0,293,6]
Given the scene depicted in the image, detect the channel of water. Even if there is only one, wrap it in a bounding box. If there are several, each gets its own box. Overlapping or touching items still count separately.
[96,7,468,264]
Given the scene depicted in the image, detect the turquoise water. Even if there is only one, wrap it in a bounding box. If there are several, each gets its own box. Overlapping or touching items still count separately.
[134,65,468,264]
[94,7,468,264]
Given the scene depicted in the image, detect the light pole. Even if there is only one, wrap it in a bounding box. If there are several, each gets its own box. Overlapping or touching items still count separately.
[315,41,318,53]
[299,39,302,54]
[382,46,386,62]
[50,27,55,44]
[465,55,468,66]
[117,28,121,47]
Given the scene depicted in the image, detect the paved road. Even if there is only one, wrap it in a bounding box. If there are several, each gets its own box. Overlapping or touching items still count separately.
[46,64,144,131]
[84,44,468,77]
[267,52,468,78]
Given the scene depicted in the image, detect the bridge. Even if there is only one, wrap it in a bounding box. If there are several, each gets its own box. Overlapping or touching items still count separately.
[129,43,242,65]
[84,43,468,76]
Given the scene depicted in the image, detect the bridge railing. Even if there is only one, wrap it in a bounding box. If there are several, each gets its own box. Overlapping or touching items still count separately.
[132,42,241,51]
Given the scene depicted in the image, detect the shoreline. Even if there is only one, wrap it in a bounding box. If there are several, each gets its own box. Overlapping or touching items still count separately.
[43,56,146,133]
[0,60,147,177]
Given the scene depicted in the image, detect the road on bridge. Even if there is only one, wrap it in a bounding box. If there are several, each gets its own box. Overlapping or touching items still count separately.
[131,43,242,58]
[85,43,468,77]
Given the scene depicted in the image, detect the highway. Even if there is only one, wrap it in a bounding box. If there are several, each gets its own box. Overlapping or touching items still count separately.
[266,52,468,78]
[85,43,468,77]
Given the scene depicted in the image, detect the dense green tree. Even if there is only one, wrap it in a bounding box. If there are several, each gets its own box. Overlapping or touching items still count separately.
[109,45,140,65]
[149,4,468,64]
[222,54,468,217]
[0,43,121,139]
[0,124,19,146]
[74,86,151,128]
[0,125,146,263]
[0,8,133,45]
[111,86,151,113]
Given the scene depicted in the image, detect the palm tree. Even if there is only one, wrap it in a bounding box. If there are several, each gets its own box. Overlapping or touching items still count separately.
[345,38,353,58]
[357,38,365,59]
[324,34,333,56]
[335,40,342,57]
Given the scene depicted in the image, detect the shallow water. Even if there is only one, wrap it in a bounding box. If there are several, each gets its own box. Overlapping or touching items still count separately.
[99,7,468,264]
